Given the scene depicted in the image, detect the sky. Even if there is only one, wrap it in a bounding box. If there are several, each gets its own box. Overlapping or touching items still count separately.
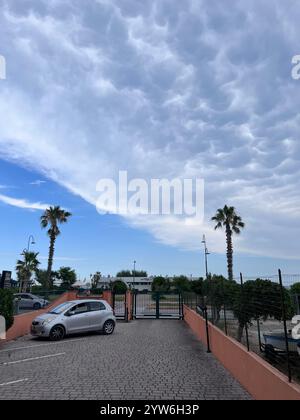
[0,0,300,280]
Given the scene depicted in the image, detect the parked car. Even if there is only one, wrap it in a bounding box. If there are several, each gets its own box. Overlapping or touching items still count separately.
[14,293,49,310]
[31,299,116,341]
[263,316,300,358]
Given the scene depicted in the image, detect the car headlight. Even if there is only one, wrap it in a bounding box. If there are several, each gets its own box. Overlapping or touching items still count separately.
[42,318,54,326]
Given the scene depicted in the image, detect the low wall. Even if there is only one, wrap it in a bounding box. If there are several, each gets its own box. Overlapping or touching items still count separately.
[4,291,78,342]
[184,305,300,401]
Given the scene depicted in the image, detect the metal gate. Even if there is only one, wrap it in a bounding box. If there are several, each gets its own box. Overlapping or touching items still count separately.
[133,291,183,319]
[112,293,127,320]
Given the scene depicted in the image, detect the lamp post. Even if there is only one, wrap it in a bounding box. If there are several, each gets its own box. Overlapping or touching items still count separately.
[19,235,36,292]
[201,235,210,279]
[26,235,36,253]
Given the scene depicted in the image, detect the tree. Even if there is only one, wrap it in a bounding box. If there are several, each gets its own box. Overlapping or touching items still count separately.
[112,280,127,294]
[0,289,14,331]
[290,282,300,296]
[290,282,300,313]
[41,206,72,289]
[90,272,102,289]
[172,275,191,292]
[16,251,40,292]
[190,278,205,295]
[233,279,295,342]
[116,270,148,277]
[203,275,237,323]
[212,205,245,281]
[151,276,170,292]
[35,269,49,289]
[56,267,77,289]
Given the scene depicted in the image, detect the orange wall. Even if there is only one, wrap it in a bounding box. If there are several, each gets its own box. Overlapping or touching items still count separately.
[184,305,300,401]
[126,291,133,321]
[102,290,113,307]
[4,291,78,342]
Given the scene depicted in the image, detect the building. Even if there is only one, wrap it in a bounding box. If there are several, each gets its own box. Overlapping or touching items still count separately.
[97,276,154,292]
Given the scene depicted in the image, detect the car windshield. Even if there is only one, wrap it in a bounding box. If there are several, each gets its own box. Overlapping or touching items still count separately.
[48,302,73,314]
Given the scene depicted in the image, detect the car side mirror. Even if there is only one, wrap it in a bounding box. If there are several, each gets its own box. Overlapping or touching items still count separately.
[67,311,76,317]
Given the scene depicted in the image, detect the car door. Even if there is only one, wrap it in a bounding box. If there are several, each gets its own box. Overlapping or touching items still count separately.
[87,301,107,331]
[65,302,91,334]
[21,294,33,309]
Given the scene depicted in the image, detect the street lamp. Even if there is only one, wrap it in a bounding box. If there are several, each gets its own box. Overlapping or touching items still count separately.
[19,235,36,292]
[201,235,210,279]
[26,235,36,252]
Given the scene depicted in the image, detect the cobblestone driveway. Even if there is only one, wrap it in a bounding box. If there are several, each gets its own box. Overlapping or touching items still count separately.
[0,320,251,400]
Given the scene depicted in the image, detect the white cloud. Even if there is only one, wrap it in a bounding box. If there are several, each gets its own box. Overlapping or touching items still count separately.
[30,180,47,186]
[0,193,50,211]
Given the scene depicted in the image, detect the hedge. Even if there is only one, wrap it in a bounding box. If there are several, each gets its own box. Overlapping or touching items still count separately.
[0,289,14,331]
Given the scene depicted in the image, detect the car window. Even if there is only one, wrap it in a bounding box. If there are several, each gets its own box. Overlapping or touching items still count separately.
[72,303,89,314]
[49,302,73,314]
[21,294,31,299]
[88,301,106,312]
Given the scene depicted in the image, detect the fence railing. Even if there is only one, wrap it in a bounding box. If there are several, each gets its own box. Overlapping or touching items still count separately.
[183,271,300,385]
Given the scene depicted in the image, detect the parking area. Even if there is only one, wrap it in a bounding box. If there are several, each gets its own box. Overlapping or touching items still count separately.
[0,320,251,400]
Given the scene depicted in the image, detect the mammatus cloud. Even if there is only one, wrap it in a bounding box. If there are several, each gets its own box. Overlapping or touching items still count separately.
[0,193,50,211]
[0,0,300,263]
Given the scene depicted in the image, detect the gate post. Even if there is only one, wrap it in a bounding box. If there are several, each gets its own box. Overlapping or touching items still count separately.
[103,290,113,308]
[156,292,160,319]
[126,290,133,321]
[180,293,184,320]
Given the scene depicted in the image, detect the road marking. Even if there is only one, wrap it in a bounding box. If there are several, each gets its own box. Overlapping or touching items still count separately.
[1,352,66,366]
[0,378,29,386]
[0,338,84,353]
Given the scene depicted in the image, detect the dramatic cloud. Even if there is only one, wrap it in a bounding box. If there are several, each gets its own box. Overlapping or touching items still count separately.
[0,0,300,260]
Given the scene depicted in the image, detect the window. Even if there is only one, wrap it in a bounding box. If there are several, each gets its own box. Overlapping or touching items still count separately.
[21,294,31,299]
[49,302,73,314]
[88,301,106,312]
[72,303,89,314]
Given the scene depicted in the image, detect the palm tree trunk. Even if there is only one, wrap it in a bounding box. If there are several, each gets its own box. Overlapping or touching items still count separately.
[21,275,26,293]
[46,232,56,289]
[226,224,233,281]
[22,272,30,293]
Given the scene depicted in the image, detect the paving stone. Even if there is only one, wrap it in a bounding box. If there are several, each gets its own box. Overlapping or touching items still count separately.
[0,320,251,400]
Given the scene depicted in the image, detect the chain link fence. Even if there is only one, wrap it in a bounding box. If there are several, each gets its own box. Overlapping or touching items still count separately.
[183,271,300,385]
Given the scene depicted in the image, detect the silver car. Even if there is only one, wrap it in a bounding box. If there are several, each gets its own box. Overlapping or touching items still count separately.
[31,299,116,341]
[14,293,49,310]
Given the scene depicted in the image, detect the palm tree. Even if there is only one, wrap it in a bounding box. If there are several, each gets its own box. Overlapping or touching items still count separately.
[16,251,40,292]
[212,205,245,281]
[41,206,72,289]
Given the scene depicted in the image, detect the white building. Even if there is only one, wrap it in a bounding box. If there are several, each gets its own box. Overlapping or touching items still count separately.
[97,276,154,292]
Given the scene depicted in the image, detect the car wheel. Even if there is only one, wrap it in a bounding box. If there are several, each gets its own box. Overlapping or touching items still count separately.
[49,325,65,341]
[265,344,276,360]
[103,320,115,335]
[33,302,41,310]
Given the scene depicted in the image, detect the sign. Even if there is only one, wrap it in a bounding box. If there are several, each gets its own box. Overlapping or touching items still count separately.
[0,271,12,289]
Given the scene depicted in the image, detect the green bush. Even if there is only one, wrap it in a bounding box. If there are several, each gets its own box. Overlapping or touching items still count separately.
[0,289,14,331]
[112,280,127,294]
